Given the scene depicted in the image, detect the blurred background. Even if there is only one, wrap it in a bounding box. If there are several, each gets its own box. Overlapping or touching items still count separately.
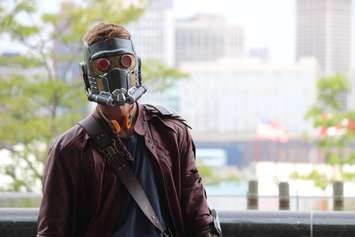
[0,0,355,212]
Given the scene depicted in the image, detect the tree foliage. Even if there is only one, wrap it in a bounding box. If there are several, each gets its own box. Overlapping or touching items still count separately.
[0,0,185,191]
[292,74,355,190]
[196,160,239,186]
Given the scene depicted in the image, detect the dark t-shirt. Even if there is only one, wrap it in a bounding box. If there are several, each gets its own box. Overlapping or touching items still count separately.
[112,133,167,237]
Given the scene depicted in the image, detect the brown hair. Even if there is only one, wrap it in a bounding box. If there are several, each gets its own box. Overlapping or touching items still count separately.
[83,23,131,45]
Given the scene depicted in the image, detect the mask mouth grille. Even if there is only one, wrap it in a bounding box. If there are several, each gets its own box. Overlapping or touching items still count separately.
[112,88,128,105]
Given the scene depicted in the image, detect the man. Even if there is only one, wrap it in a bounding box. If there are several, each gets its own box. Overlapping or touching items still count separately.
[37,23,221,237]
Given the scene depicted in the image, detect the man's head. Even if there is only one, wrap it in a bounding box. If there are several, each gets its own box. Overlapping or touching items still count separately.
[80,22,146,107]
[83,23,131,45]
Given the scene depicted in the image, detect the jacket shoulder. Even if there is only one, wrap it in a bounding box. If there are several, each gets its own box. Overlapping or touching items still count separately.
[51,124,88,152]
[143,104,191,129]
[45,124,89,175]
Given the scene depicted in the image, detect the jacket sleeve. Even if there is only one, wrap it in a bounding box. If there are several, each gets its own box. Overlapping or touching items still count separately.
[37,141,78,237]
[179,126,214,236]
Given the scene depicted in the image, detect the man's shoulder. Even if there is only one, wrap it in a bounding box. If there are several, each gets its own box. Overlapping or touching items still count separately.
[45,123,90,175]
[51,123,88,152]
[143,104,191,131]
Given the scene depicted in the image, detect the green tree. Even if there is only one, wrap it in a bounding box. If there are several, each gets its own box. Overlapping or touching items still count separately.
[291,74,355,190]
[0,0,185,192]
[196,160,239,186]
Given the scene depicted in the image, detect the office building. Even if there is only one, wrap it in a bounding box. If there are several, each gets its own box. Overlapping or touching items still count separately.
[179,58,320,141]
[296,0,352,75]
[175,14,245,66]
[127,0,175,65]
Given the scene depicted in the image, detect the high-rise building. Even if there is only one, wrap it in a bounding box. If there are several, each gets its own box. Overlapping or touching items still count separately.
[127,0,175,65]
[296,0,352,75]
[175,14,245,66]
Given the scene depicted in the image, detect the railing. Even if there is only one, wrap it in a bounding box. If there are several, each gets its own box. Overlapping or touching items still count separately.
[244,180,349,210]
[207,195,355,212]
[1,181,354,236]
[0,209,354,237]
[0,181,352,210]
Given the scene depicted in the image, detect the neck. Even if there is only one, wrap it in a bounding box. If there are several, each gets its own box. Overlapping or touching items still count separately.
[97,103,138,137]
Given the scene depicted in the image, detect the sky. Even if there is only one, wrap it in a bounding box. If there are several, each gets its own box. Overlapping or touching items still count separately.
[1,0,353,67]
[0,0,295,63]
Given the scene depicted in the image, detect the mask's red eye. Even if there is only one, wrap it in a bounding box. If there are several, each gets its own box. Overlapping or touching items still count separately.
[120,54,132,68]
[95,58,110,72]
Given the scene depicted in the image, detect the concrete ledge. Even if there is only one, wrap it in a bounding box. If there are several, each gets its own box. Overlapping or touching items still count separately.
[0,209,355,237]
[0,208,38,237]
[221,211,355,237]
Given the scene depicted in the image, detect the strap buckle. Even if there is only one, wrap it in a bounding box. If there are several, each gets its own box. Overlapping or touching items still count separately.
[97,138,120,161]
[161,228,173,237]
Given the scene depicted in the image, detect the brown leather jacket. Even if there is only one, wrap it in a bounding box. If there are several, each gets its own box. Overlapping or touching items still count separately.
[37,103,214,237]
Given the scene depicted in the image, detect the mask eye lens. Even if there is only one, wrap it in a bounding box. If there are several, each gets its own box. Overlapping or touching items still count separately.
[95,58,110,72]
[120,54,132,68]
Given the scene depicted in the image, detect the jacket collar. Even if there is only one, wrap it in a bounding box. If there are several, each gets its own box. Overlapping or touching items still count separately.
[133,103,146,136]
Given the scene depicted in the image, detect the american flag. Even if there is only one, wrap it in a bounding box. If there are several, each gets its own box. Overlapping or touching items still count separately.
[256,118,289,143]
